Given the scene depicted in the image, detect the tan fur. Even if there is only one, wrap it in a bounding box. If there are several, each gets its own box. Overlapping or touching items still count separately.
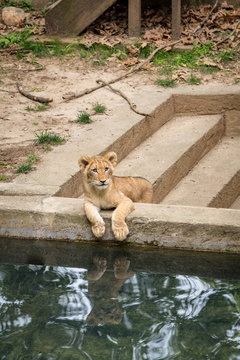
[78,151,153,241]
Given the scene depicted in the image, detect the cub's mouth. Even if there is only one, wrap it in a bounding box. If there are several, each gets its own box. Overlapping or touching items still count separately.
[96,183,108,188]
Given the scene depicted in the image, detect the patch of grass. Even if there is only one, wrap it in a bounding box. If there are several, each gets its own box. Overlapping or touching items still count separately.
[153,49,197,69]
[156,78,176,87]
[215,48,238,63]
[92,59,105,66]
[1,0,33,11]
[188,74,201,85]
[93,102,106,113]
[137,44,153,59]
[43,145,52,151]
[114,48,128,60]
[26,104,48,112]
[76,112,92,124]
[152,42,237,75]
[41,1,52,15]
[159,65,174,76]
[0,175,7,181]
[1,162,12,169]
[16,163,32,174]
[35,130,65,145]
[27,153,39,163]
[199,65,219,74]
[86,43,128,61]
[0,29,32,49]
[30,88,43,92]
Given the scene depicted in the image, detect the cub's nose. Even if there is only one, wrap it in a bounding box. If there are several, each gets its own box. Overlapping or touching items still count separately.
[100,180,106,184]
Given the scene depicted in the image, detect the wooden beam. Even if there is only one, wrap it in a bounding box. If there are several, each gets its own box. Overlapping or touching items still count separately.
[128,0,141,37]
[171,0,181,40]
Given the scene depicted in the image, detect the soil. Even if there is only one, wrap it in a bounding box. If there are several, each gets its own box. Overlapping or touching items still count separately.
[0,50,239,182]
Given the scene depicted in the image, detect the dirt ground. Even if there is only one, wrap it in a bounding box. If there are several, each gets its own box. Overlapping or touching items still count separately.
[0,51,239,182]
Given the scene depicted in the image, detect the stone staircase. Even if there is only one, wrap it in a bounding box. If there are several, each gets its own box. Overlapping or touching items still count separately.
[115,114,239,209]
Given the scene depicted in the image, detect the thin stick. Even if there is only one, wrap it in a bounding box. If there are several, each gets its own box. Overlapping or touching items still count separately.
[96,79,149,116]
[0,88,18,94]
[3,64,44,72]
[17,83,53,104]
[63,0,219,102]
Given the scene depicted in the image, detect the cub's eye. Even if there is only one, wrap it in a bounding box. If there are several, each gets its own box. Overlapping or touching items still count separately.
[92,168,98,173]
[105,167,109,172]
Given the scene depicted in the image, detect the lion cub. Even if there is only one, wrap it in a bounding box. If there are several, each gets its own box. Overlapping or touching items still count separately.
[78,151,153,241]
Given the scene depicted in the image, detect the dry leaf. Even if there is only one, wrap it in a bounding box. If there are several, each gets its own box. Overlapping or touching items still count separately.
[140,41,149,48]
[122,57,139,67]
[126,45,140,56]
[201,59,223,69]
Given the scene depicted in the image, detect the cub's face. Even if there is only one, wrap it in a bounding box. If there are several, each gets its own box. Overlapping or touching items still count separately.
[86,159,112,190]
[79,152,117,190]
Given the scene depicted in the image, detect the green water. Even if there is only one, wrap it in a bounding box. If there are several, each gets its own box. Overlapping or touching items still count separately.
[0,260,240,360]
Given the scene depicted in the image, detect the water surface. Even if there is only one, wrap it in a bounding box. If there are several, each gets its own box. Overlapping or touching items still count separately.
[0,258,240,360]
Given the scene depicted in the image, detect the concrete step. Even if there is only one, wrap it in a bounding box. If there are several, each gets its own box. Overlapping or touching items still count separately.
[162,137,240,208]
[115,114,224,202]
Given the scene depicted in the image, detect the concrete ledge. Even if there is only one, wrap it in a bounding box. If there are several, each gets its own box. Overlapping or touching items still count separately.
[0,196,239,253]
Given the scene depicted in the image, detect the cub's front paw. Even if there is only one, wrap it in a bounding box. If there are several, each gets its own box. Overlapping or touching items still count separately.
[88,256,107,281]
[92,221,105,238]
[112,222,129,241]
[114,256,129,276]
[93,255,107,269]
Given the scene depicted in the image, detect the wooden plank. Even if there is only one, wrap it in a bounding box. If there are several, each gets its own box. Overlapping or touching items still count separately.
[45,0,117,35]
[171,0,181,40]
[128,0,141,37]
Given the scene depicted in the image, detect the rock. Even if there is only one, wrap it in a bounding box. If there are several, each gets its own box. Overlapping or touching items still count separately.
[2,6,26,26]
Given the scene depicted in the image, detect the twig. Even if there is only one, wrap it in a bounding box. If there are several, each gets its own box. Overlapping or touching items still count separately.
[62,0,219,102]
[215,19,240,47]
[96,79,149,117]
[17,83,53,104]
[3,64,44,72]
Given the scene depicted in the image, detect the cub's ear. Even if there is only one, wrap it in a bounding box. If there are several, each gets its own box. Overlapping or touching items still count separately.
[104,152,117,167]
[78,155,92,172]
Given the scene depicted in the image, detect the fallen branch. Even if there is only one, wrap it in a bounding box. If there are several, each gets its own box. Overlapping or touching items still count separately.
[96,79,149,117]
[17,83,53,104]
[62,0,219,102]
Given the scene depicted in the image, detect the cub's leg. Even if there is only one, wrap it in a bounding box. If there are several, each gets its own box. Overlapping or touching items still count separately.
[112,198,134,241]
[84,201,105,238]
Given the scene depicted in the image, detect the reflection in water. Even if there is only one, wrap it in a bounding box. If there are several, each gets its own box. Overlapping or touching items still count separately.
[87,256,135,326]
[0,257,240,359]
